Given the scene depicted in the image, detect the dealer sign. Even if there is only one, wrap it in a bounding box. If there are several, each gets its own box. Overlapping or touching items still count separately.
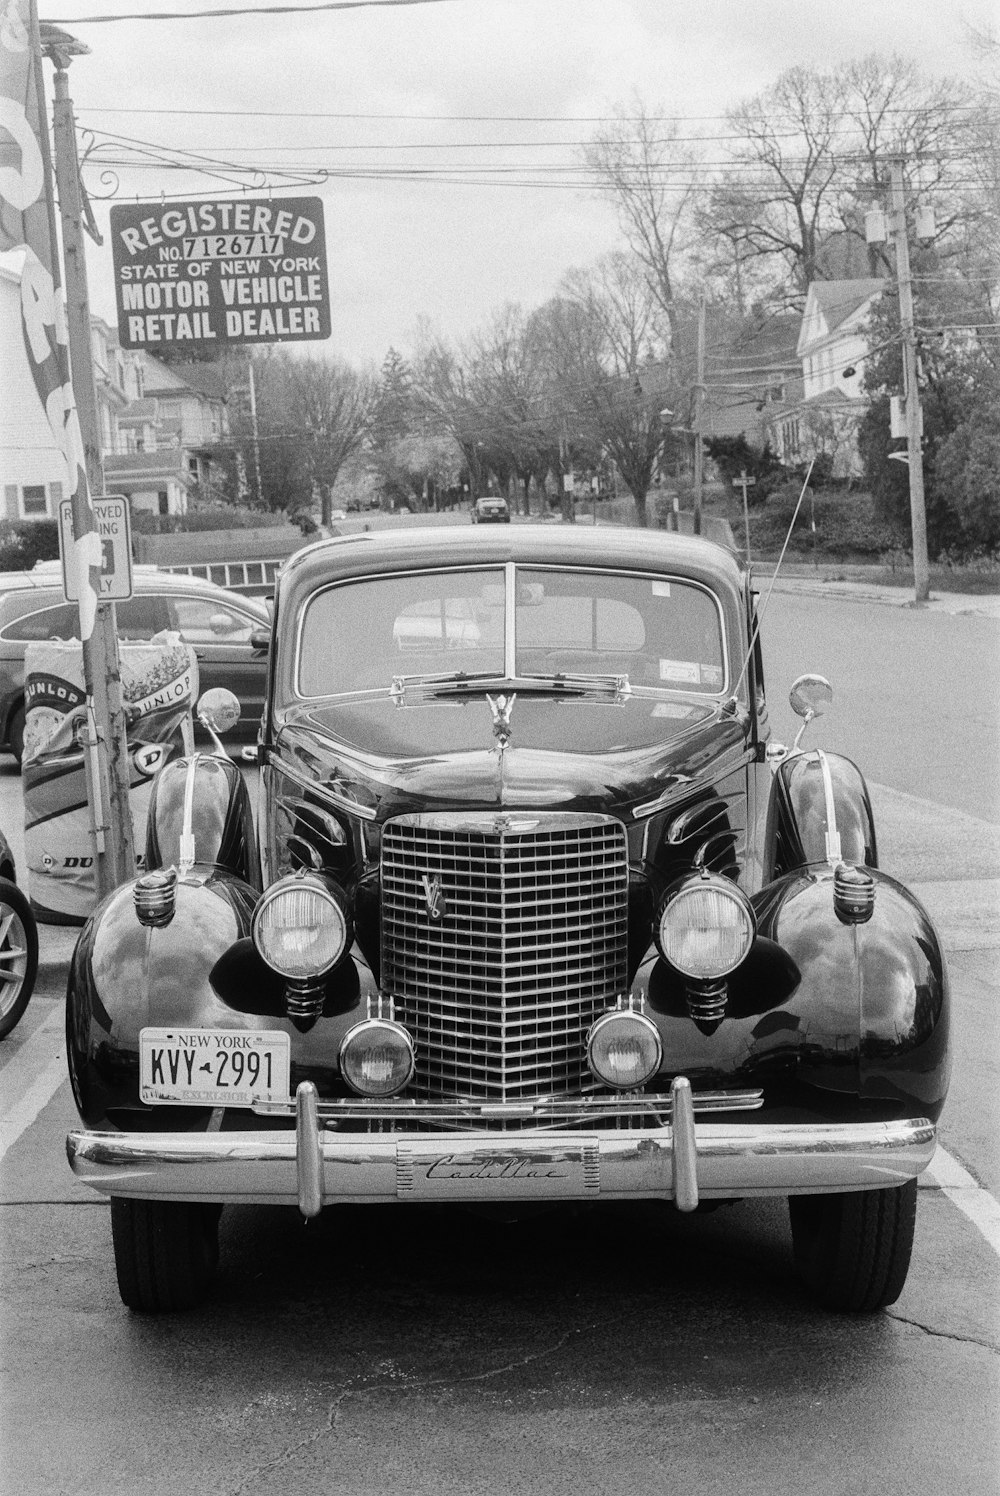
[110,195,330,349]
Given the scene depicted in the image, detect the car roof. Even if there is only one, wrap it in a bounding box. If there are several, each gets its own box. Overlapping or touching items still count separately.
[0,564,269,617]
[281,521,746,597]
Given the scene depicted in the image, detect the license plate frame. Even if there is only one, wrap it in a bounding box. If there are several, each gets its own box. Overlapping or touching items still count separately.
[139,1027,291,1107]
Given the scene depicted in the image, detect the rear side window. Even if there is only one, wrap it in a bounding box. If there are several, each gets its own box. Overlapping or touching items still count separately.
[169,594,256,644]
[2,603,78,641]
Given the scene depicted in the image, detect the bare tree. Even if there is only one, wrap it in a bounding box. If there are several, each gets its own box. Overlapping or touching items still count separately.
[702,57,978,301]
[286,356,375,526]
[583,99,700,346]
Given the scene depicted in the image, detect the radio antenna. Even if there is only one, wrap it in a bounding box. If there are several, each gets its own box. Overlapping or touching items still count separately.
[731,456,816,702]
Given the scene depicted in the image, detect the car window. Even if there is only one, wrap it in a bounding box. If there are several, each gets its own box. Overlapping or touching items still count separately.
[516,569,725,691]
[168,594,256,644]
[298,569,506,696]
[2,602,78,641]
[117,594,173,639]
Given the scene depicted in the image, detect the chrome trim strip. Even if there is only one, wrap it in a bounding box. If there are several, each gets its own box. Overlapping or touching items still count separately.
[67,1118,938,1214]
[251,1088,765,1121]
[504,560,516,678]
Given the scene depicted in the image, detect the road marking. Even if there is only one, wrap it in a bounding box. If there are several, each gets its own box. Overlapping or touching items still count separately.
[927,1145,1000,1258]
[0,1003,68,1162]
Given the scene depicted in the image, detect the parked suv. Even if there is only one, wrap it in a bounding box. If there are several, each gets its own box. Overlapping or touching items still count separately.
[0,565,270,763]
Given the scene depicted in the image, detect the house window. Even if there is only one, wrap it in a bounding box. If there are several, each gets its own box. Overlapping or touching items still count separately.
[188,456,199,475]
[157,491,169,516]
[21,485,48,517]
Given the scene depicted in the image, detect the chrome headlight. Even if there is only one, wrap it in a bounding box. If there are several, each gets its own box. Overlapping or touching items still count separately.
[252,874,351,979]
[587,1011,662,1091]
[656,873,755,980]
[340,1019,415,1097]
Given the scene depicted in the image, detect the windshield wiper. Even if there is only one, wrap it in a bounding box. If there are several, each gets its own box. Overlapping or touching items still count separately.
[390,670,631,705]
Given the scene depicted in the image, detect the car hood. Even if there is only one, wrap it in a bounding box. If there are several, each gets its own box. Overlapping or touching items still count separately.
[272,692,751,819]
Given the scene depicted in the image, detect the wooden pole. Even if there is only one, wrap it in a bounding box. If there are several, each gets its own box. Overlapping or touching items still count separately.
[890,157,930,605]
[50,55,135,896]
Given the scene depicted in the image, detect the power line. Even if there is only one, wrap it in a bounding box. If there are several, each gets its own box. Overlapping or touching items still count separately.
[44,0,453,21]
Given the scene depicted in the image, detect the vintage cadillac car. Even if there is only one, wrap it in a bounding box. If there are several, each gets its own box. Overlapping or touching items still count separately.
[65,526,949,1314]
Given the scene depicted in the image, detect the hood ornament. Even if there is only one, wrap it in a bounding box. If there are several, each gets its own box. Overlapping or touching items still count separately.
[486,692,516,748]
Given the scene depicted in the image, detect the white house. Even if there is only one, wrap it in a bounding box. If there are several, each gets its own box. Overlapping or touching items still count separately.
[766,278,886,475]
[0,252,67,521]
[2,252,230,524]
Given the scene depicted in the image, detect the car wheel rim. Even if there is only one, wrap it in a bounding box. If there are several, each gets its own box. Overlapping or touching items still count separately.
[0,906,29,1018]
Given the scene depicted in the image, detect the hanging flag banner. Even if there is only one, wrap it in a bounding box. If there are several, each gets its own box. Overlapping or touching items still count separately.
[110,195,331,349]
[0,0,102,639]
[22,636,198,921]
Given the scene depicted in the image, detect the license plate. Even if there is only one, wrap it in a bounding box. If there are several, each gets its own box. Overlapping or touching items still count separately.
[139,1027,290,1107]
[396,1139,599,1200]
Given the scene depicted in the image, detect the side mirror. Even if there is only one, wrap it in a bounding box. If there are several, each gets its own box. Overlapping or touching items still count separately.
[196,687,241,754]
[789,673,832,749]
[250,629,270,654]
[208,611,240,636]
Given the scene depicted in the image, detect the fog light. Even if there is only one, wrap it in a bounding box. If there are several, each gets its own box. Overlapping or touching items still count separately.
[340,1019,415,1097]
[587,1011,662,1091]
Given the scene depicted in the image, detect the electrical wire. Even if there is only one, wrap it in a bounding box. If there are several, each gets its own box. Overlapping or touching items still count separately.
[44,0,454,21]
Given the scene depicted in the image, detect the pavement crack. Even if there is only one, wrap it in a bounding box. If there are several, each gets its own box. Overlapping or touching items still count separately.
[227,1319,606,1491]
[886,1309,999,1354]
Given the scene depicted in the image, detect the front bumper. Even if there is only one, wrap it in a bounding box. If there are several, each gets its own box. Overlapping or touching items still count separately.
[67,1078,937,1218]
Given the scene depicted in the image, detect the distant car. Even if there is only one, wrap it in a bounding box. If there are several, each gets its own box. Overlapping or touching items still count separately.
[0,566,270,764]
[329,509,347,522]
[472,496,510,524]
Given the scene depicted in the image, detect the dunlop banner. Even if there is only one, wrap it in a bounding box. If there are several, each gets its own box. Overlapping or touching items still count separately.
[23,637,198,921]
[110,195,330,349]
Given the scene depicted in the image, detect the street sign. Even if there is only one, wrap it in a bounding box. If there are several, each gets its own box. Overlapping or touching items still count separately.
[109,195,330,350]
[59,496,133,603]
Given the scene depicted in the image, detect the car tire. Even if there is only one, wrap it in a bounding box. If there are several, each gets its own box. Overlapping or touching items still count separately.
[8,705,24,769]
[0,877,37,1039]
[788,1179,917,1313]
[110,1197,222,1312]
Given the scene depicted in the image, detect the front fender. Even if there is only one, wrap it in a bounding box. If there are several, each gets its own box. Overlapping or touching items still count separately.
[634,864,948,1122]
[66,868,374,1127]
[145,753,260,887]
[754,865,949,1119]
[770,750,877,875]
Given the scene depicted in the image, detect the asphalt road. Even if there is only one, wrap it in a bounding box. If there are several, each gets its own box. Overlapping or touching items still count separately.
[1,581,997,1496]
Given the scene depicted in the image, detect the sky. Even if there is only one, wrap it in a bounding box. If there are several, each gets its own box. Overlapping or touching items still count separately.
[38,0,997,369]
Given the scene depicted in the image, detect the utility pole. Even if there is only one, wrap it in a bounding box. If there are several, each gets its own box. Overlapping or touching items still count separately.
[247,358,264,506]
[889,157,930,605]
[692,295,706,535]
[48,38,135,895]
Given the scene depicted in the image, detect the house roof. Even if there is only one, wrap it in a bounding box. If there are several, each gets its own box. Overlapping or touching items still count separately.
[806,279,885,332]
[118,399,158,426]
[142,357,228,402]
[105,450,189,478]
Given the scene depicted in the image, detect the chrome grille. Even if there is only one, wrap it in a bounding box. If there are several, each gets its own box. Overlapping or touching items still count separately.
[381,812,629,1102]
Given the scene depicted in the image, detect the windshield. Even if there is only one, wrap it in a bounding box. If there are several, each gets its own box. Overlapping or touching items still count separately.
[296,565,726,698]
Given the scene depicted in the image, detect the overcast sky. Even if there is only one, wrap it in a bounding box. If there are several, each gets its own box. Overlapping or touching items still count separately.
[49,0,994,369]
